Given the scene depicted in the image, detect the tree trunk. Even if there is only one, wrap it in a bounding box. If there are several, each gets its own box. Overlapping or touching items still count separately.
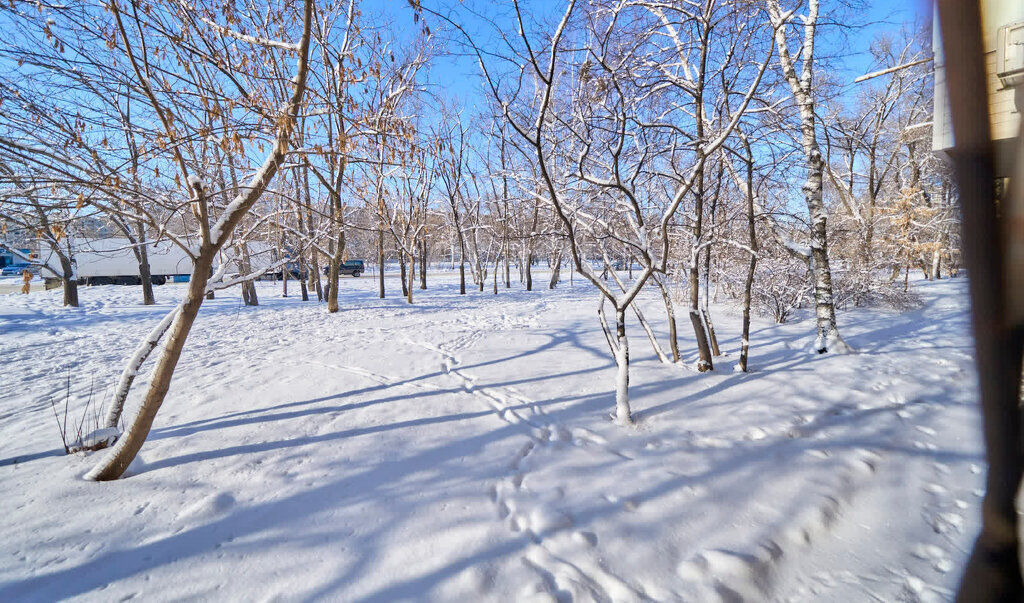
[613,308,632,425]
[407,250,414,304]
[740,254,756,372]
[739,140,758,373]
[138,257,153,303]
[632,302,670,363]
[239,243,258,306]
[701,200,720,356]
[308,250,320,301]
[688,17,714,370]
[243,281,258,306]
[549,250,562,289]
[299,258,309,301]
[525,252,533,291]
[205,265,215,300]
[59,254,79,308]
[689,308,713,371]
[807,153,846,352]
[102,305,179,428]
[769,0,847,354]
[282,261,289,297]
[689,248,713,370]
[459,245,466,295]
[377,228,385,299]
[904,248,911,292]
[135,222,155,306]
[327,229,345,313]
[400,251,409,298]
[419,234,427,289]
[87,253,214,480]
[504,244,511,288]
[312,259,323,302]
[702,308,721,357]
[653,274,680,363]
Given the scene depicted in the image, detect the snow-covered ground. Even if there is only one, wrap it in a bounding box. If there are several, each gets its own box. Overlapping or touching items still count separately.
[0,272,982,601]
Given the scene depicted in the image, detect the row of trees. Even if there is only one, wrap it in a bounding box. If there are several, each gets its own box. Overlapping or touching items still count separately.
[0,0,955,478]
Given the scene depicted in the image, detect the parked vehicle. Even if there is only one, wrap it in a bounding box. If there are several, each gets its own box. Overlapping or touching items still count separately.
[1,263,40,276]
[323,259,364,277]
[0,248,33,271]
[276,261,307,281]
[33,238,289,287]
[37,238,193,286]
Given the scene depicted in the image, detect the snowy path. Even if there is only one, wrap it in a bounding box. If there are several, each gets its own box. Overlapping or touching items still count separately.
[0,274,982,601]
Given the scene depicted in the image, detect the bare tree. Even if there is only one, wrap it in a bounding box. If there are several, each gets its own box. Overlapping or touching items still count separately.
[86,0,314,481]
[435,0,775,421]
[766,0,849,353]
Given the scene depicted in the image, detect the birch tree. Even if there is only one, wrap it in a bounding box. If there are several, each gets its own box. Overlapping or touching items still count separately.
[766,0,849,353]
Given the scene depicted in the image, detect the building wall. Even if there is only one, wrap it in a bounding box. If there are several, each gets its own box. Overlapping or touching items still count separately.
[933,2,1023,157]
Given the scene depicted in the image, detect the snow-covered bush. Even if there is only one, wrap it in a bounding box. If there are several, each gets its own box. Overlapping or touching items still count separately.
[750,255,811,324]
[831,265,923,311]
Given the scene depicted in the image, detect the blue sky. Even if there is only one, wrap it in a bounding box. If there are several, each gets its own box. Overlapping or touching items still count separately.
[841,0,933,77]
[393,0,936,115]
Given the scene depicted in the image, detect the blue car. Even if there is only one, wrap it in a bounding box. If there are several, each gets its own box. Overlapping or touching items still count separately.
[1,263,40,276]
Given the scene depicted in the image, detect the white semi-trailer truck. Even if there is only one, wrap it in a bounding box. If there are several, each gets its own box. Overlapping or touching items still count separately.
[39,238,194,286]
[38,238,285,286]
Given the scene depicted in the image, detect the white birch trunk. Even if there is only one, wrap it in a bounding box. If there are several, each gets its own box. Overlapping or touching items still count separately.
[769,0,849,354]
[613,308,632,425]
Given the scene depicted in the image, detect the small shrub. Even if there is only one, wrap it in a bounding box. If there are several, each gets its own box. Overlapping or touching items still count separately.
[50,371,119,454]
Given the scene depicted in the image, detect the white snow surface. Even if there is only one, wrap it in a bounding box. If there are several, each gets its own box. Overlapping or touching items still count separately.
[0,273,983,601]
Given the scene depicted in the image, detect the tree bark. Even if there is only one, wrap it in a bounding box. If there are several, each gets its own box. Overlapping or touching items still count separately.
[419,233,427,289]
[239,242,258,306]
[689,309,713,371]
[613,308,632,424]
[807,154,846,352]
[88,253,213,480]
[549,249,562,289]
[504,243,511,288]
[407,250,414,304]
[400,251,409,298]
[740,255,756,372]
[377,227,385,299]
[687,15,714,370]
[327,229,344,313]
[88,0,314,480]
[769,0,847,354]
[205,265,215,300]
[739,138,759,373]
[459,256,466,294]
[299,256,309,301]
[135,222,155,306]
[102,305,180,428]
[702,308,721,357]
[525,252,533,291]
[58,254,79,308]
[653,274,680,363]
[282,260,289,297]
